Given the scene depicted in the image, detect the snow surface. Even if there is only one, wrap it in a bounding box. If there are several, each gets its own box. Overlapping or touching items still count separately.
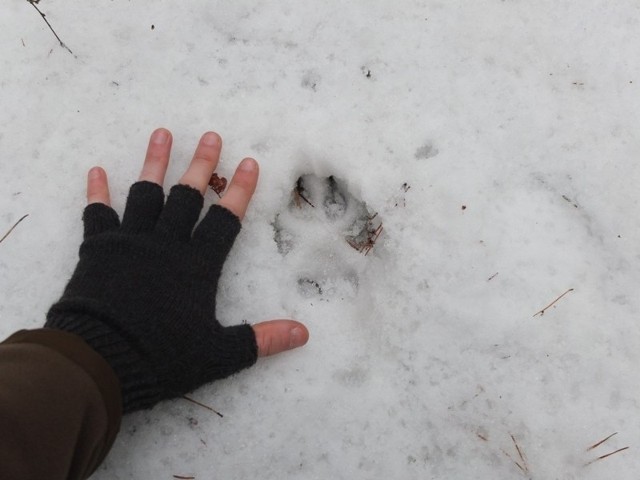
[2,1,640,478]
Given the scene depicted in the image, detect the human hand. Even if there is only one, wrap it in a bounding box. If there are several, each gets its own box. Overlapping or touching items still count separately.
[46,128,308,412]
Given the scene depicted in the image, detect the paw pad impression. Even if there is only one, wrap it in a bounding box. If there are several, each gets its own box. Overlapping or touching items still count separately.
[272,174,383,300]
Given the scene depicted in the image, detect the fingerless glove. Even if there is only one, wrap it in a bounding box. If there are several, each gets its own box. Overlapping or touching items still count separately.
[46,181,257,413]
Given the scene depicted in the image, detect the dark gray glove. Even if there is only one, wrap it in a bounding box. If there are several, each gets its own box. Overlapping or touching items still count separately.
[46,181,257,413]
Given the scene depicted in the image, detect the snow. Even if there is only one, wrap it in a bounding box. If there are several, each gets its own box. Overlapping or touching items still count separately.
[2,1,640,478]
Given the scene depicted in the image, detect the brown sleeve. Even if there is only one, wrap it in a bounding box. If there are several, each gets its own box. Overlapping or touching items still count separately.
[0,328,123,480]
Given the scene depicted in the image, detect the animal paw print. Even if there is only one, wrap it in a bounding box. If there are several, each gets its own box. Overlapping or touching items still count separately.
[272,174,382,300]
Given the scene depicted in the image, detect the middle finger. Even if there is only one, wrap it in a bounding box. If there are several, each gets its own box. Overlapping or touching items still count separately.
[139,128,173,185]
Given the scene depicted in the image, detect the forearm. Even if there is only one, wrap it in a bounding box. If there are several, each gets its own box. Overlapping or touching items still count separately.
[0,329,122,480]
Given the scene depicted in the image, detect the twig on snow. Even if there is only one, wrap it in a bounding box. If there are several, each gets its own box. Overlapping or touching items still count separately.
[27,0,74,55]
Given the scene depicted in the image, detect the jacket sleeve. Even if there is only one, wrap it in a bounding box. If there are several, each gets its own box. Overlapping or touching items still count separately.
[0,328,122,479]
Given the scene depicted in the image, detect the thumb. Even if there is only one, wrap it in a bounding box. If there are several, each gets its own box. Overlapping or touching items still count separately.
[252,320,309,357]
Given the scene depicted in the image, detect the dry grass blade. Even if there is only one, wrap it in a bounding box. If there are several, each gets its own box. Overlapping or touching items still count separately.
[0,214,29,245]
[585,446,629,466]
[182,395,223,418]
[533,288,574,317]
[500,449,527,475]
[595,447,629,461]
[497,434,530,476]
[586,432,617,451]
[511,434,528,467]
[364,224,383,256]
[292,177,315,208]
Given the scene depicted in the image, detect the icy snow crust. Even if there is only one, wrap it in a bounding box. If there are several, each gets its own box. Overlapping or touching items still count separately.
[2,1,640,478]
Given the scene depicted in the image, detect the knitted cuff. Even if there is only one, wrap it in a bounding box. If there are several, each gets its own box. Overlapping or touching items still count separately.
[45,312,160,413]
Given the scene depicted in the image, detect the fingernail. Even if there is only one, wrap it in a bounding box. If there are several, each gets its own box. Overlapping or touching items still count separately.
[152,129,169,145]
[202,132,220,146]
[88,167,102,180]
[239,158,257,172]
[289,327,305,348]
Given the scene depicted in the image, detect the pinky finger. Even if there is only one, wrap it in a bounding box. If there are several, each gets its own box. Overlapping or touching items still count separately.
[87,167,111,206]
